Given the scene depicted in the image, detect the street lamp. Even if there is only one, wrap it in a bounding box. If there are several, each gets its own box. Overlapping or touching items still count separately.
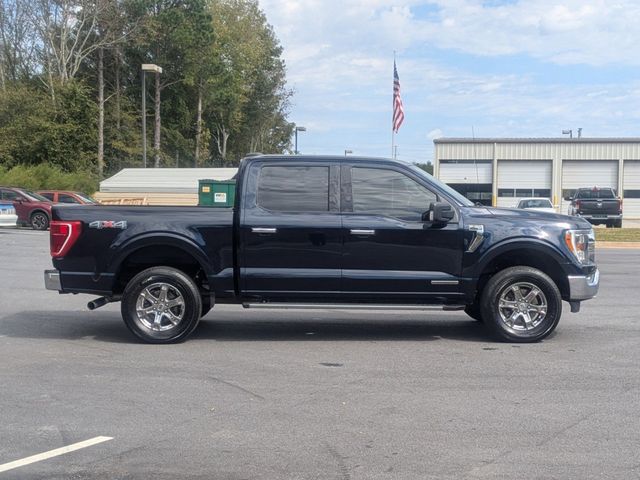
[344,149,353,156]
[294,126,306,154]
[141,64,163,168]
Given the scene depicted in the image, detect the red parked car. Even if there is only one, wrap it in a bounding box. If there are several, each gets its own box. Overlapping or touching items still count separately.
[37,190,98,205]
[0,186,53,230]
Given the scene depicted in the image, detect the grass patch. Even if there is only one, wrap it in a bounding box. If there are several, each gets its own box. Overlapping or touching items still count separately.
[594,228,640,242]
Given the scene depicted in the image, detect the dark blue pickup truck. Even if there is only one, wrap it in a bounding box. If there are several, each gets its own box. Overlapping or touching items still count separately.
[45,155,599,343]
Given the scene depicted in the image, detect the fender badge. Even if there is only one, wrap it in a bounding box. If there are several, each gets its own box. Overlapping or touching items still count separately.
[89,220,128,230]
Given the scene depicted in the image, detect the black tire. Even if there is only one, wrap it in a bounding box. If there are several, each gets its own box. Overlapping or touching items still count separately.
[464,303,483,322]
[614,219,623,228]
[480,266,562,343]
[31,211,49,230]
[121,266,202,344]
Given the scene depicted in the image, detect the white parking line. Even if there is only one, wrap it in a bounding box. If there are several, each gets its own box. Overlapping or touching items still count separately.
[0,436,113,473]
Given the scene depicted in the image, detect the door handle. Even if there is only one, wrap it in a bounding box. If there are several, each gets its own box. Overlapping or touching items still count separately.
[350,229,375,236]
[252,227,277,234]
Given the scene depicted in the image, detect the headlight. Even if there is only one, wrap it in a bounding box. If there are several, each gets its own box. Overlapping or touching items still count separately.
[564,229,595,264]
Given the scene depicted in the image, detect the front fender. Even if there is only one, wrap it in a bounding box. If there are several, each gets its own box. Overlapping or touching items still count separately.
[465,237,575,279]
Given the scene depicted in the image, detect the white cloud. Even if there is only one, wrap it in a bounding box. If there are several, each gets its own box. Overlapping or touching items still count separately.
[258,0,640,159]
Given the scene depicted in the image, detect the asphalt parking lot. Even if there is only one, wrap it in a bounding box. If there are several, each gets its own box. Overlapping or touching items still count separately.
[0,229,639,479]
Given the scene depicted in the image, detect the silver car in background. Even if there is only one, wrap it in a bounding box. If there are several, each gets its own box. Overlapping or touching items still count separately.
[516,198,556,214]
[0,202,18,227]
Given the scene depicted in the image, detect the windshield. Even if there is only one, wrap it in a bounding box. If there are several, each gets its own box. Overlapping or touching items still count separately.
[407,164,474,207]
[22,190,50,202]
[519,199,552,209]
[75,192,97,203]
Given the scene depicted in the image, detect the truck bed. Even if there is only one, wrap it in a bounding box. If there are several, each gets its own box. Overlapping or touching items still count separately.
[51,204,234,296]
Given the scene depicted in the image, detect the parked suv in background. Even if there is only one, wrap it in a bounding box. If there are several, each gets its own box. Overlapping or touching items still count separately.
[37,190,98,205]
[567,187,622,228]
[0,187,53,230]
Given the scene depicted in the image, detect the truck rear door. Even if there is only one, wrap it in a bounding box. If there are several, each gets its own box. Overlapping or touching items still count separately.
[238,160,342,301]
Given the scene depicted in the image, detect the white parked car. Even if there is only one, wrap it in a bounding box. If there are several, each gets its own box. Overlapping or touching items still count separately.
[0,202,18,227]
[516,198,556,213]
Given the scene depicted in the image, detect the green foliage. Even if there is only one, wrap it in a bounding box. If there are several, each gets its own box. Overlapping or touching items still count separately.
[0,164,99,194]
[0,82,97,171]
[0,0,293,175]
[414,162,434,175]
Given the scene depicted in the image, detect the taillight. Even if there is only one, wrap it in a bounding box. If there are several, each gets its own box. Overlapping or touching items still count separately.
[50,221,82,258]
[575,199,582,211]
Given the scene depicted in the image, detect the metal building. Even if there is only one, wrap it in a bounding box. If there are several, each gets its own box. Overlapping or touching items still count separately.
[434,138,640,218]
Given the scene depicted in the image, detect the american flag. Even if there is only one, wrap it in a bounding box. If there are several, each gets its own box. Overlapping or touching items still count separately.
[392,60,405,133]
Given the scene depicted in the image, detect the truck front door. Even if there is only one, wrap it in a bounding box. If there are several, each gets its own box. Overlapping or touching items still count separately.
[239,161,342,301]
[341,164,464,303]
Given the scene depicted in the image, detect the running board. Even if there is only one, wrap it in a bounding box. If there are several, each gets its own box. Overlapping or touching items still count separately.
[242,303,465,311]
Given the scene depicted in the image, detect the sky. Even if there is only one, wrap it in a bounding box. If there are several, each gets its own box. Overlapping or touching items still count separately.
[257,0,640,165]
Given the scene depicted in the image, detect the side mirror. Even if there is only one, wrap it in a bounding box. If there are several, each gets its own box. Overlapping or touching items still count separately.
[15,196,25,203]
[423,202,455,224]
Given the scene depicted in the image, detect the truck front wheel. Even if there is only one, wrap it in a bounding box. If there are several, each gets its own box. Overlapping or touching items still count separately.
[121,267,202,344]
[480,266,562,343]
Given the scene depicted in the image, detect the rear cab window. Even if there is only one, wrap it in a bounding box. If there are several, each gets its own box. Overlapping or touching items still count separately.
[257,165,330,213]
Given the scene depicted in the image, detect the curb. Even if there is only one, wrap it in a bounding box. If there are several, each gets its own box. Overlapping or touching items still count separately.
[597,242,640,249]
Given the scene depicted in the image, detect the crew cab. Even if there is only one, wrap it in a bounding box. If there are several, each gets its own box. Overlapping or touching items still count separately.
[567,187,622,228]
[44,155,599,344]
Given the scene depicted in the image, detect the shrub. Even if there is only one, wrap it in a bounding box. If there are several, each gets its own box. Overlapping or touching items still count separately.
[0,164,99,195]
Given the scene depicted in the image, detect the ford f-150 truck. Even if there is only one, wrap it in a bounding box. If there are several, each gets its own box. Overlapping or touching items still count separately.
[45,155,599,344]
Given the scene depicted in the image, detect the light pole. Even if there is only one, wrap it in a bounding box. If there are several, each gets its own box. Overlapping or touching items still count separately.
[344,149,353,156]
[294,126,306,154]
[141,64,162,168]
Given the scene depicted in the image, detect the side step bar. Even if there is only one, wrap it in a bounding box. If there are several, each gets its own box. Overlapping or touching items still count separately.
[242,303,465,311]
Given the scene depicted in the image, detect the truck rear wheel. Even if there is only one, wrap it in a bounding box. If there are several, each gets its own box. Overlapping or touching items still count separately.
[121,267,202,344]
[480,266,561,343]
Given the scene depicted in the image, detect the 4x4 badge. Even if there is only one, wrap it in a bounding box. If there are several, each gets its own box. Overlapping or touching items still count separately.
[89,220,128,230]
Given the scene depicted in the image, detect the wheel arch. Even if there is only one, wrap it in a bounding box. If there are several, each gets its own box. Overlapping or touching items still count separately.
[471,240,571,301]
[111,234,213,295]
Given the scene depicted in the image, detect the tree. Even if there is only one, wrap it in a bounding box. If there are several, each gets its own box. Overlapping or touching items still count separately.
[205,0,292,165]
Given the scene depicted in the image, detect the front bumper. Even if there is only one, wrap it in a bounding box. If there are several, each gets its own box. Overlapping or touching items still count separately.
[567,268,600,301]
[44,269,62,292]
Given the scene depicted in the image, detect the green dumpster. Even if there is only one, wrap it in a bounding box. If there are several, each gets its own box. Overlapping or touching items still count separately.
[198,179,236,207]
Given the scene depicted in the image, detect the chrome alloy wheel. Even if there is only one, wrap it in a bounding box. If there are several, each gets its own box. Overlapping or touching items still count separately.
[498,282,548,332]
[135,282,185,332]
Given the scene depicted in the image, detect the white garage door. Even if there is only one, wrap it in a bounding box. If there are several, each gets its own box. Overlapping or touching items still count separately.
[561,160,619,214]
[438,160,492,184]
[497,160,552,208]
[623,160,640,219]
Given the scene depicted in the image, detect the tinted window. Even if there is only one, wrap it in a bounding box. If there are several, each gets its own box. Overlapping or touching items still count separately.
[1,189,19,201]
[576,188,616,199]
[351,168,438,221]
[40,192,54,201]
[257,166,329,212]
[59,194,80,204]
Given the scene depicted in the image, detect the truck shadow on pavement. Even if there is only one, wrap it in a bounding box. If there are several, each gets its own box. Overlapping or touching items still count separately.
[0,310,492,344]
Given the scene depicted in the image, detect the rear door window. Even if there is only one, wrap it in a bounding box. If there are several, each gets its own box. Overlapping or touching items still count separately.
[257,165,329,212]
